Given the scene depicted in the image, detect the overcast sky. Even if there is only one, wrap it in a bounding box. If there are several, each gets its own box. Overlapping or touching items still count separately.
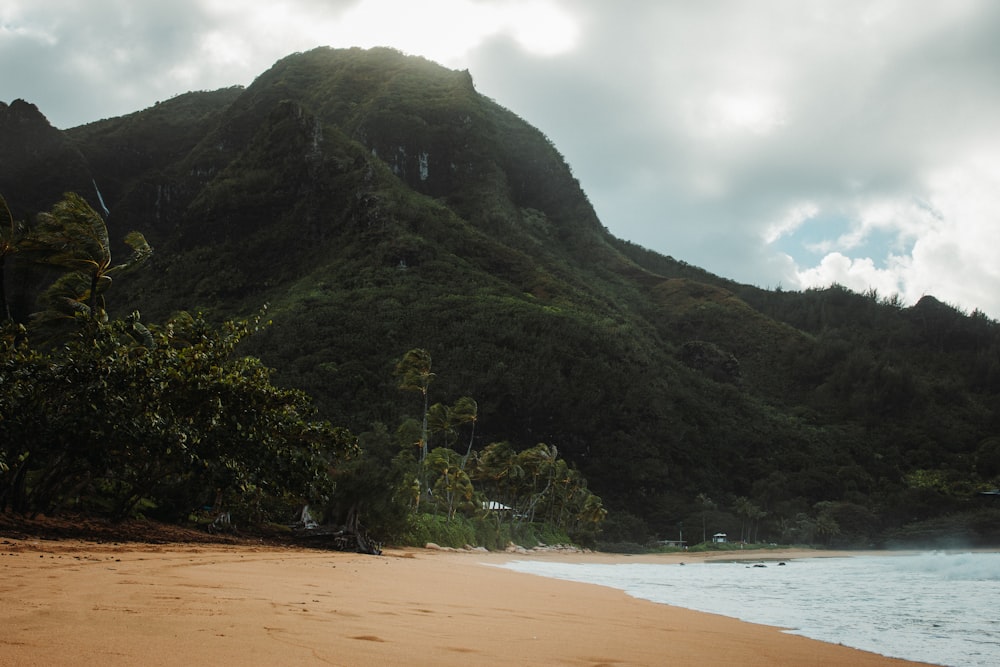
[3,1,1000,318]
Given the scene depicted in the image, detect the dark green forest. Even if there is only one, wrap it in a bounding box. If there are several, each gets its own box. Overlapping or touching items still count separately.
[2,47,999,550]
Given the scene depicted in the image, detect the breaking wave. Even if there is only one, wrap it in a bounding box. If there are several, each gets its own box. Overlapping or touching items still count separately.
[502,551,1000,666]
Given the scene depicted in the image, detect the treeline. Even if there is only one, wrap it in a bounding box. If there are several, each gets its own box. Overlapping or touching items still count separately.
[0,308,351,522]
[0,193,350,523]
[0,193,604,548]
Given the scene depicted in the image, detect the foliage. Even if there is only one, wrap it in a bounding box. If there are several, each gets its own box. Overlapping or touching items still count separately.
[394,347,433,461]
[323,421,417,543]
[0,194,353,525]
[0,310,354,521]
[328,349,605,546]
[404,511,574,551]
[405,512,477,549]
[470,440,605,542]
[19,192,150,340]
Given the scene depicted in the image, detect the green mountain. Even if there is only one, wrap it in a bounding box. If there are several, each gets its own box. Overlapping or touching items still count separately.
[2,47,999,546]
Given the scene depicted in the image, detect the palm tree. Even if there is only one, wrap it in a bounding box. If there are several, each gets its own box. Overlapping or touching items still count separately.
[473,441,520,514]
[814,514,841,546]
[394,348,434,461]
[734,496,761,543]
[451,396,478,469]
[425,447,473,523]
[696,493,715,544]
[24,193,149,335]
[426,402,456,449]
[518,443,558,522]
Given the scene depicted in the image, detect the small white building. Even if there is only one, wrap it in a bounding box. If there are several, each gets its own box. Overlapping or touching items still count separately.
[482,501,512,512]
[712,532,728,543]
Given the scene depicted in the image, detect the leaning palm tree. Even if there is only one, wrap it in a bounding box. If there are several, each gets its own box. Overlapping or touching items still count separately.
[426,402,457,449]
[24,193,150,335]
[452,396,478,469]
[394,348,435,461]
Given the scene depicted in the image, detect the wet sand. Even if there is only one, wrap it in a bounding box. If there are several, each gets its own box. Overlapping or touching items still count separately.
[0,539,927,666]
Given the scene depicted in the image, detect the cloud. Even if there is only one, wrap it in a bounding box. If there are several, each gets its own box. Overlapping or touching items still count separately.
[781,149,1000,316]
[0,1,580,125]
[1,1,224,123]
[902,155,1000,312]
[465,0,1000,316]
[795,253,905,300]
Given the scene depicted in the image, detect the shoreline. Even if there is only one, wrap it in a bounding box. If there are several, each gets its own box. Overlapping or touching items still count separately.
[457,544,930,564]
[0,537,930,666]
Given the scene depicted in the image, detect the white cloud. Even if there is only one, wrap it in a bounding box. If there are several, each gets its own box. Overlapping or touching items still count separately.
[506,1,579,56]
[763,202,819,245]
[902,153,1000,313]
[789,149,1000,316]
[0,0,581,127]
[198,0,581,67]
[795,252,905,298]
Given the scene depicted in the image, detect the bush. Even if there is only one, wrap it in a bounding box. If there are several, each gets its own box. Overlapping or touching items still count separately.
[404,513,476,548]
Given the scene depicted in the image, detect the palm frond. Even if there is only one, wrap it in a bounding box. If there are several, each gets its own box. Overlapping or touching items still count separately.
[106,231,152,277]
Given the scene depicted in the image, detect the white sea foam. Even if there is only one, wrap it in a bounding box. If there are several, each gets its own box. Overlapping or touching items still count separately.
[501,552,1000,666]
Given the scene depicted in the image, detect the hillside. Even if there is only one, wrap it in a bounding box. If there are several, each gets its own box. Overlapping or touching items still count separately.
[2,47,999,547]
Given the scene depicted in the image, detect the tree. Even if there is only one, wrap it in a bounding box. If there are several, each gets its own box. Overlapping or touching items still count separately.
[734,496,763,543]
[452,396,478,469]
[814,513,841,546]
[517,443,559,523]
[325,423,416,543]
[23,193,150,337]
[696,493,715,544]
[426,396,479,467]
[0,192,152,514]
[468,439,604,539]
[394,348,434,461]
[426,402,457,449]
[472,441,520,519]
[0,309,354,520]
[384,349,604,543]
[425,447,473,522]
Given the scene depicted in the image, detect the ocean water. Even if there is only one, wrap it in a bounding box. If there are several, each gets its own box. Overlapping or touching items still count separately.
[501,552,1000,666]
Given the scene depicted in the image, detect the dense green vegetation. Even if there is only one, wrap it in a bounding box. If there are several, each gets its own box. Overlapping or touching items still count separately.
[2,47,999,550]
[0,194,352,525]
[0,193,603,548]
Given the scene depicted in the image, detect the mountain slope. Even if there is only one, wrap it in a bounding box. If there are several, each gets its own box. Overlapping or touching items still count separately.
[2,47,998,546]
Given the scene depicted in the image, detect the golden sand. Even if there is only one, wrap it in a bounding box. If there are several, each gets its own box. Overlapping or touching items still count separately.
[0,540,926,666]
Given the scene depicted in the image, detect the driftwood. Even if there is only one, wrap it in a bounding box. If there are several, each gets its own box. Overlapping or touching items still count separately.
[206,511,236,535]
[289,507,381,555]
[291,523,382,555]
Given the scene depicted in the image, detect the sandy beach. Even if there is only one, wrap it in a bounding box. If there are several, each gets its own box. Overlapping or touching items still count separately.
[0,538,927,666]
